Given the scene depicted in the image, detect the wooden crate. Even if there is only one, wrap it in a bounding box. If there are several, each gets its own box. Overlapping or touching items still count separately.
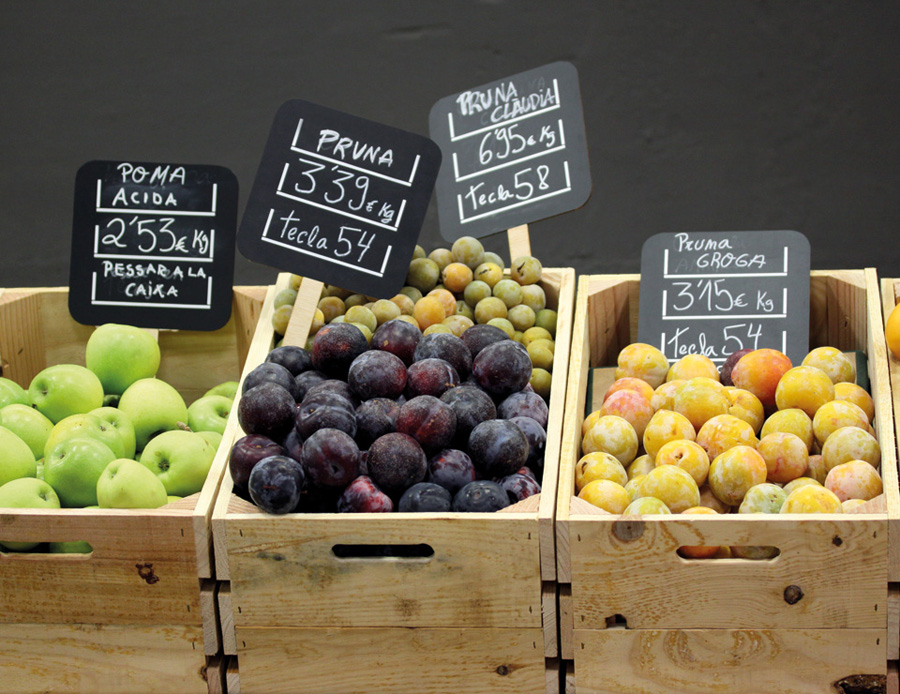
[212,268,575,694]
[881,276,900,692]
[0,284,268,694]
[556,270,900,694]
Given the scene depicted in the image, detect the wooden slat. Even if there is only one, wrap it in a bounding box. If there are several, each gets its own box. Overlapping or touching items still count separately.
[226,657,240,694]
[0,623,207,694]
[881,277,900,581]
[205,655,226,694]
[538,268,576,582]
[0,509,202,625]
[558,584,574,661]
[573,628,887,694]
[283,277,323,348]
[218,582,237,656]
[542,581,558,658]
[200,579,220,656]
[890,583,900,660]
[571,513,886,630]
[234,626,547,694]
[227,512,541,628]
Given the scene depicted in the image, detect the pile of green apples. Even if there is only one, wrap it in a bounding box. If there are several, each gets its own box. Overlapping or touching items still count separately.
[0,323,236,553]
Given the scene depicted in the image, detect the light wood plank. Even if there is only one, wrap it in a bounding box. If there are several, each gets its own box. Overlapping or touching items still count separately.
[542,581,558,658]
[283,277,323,348]
[507,224,532,259]
[0,509,202,625]
[890,583,900,660]
[226,657,241,694]
[218,582,237,656]
[573,628,887,694]
[200,580,220,656]
[234,626,547,694]
[0,622,207,694]
[227,512,541,628]
[570,513,886,629]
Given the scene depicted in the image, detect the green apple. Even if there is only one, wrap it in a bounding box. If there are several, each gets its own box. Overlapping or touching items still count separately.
[0,377,29,408]
[97,458,168,509]
[139,429,216,496]
[90,406,137,460]
[28,364,104,424]
[166,495,183,504]
[117,378,189,452]
[187,394,232,435]
[43,436,117,507]
[35,459,44,480]
[49,540,93,554]
[0,403,53,458]
[0,425,37,486]
[203,380,239,401]
[85,323,161,396]
[196,430,223,450]
[0,477,61,550]
[43,412,126,460]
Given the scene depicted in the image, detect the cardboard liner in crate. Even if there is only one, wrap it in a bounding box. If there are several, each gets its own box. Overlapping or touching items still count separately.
[211,269,574,690]
[554,270,900,692]
[0,285,267,694]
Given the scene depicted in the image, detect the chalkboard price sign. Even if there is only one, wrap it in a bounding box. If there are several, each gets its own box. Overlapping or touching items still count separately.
[69,160,238,331]
[237,99,442,298]
[429,61,592,243]
[637,230,811,365]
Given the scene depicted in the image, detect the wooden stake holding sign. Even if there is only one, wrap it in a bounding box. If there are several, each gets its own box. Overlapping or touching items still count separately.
[282,277,324,348]
[428,61,592,258]
[237,99,442,347]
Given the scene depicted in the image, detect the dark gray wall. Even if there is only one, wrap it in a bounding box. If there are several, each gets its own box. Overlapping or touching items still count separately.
[2,1,898,289]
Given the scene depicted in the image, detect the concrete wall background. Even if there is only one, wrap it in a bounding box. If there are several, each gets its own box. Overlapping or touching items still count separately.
[1,1,898,288]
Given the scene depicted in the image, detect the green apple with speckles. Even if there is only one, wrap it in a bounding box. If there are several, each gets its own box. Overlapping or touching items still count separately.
[0,425,37,487]
[139,429,216,496]
[0,404,53,459]
[28,364,104,424]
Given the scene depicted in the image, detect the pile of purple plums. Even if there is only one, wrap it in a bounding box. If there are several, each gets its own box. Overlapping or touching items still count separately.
[231,320,547,514]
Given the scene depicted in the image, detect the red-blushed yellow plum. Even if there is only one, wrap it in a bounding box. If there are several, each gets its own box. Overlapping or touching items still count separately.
[614,342,669,389]
[600,389,654,441]
[730,348,793,411]
[824,460,883,502]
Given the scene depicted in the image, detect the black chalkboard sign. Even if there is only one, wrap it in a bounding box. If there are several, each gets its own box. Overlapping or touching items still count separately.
[237,99,442,298]
[69,160,237,331]
[428,61,592,243]
[637,230,811,365]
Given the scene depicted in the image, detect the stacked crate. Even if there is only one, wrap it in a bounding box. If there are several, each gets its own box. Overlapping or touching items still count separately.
[0,285,267,694]
[555,270,900,694]
[211,268,575,694]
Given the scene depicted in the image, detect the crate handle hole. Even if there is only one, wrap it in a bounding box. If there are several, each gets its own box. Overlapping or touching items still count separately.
[0,541,93,558]
[332,543,434,562]
[676,545,781,561]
